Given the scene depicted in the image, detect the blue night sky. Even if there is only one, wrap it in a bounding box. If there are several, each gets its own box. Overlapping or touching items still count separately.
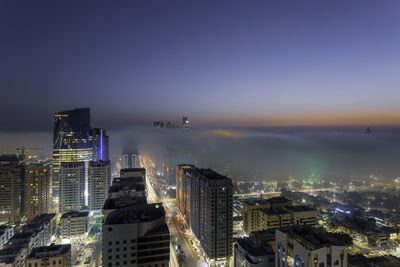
[1,0,400,131]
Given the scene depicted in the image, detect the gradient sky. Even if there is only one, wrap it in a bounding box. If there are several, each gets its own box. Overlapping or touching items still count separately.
[1,0,400,132]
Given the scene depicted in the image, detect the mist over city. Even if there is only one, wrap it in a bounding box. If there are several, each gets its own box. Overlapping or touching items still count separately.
[2,1,400,267]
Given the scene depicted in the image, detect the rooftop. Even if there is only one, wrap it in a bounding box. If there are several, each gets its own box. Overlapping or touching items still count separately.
[265,196,290,204]
[120,168,145,173]
[28,244,71,259]
[278,226,346,250]
[198,168,231,181]
[109,183,145,193]
[105,203,165,225]
[112,176,144,186]
[61,211,89,219]
[260,208,290,215]
[242,198,271,206]
[236,237,274,257]
[103,196,147,210]
[284,205,315,212]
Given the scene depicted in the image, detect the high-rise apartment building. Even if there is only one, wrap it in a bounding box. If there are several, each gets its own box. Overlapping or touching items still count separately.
[176,165,233,265]
[0,155,24,224]
[24,164,51,222]
[88,161,111,211]
[121,152,139,169]
[59,162,85,213]
[102,203,170,267]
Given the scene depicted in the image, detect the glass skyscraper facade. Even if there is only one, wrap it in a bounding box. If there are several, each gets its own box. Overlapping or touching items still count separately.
[53,108,109,212]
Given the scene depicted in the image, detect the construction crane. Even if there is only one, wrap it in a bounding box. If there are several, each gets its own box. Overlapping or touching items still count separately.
[16,146,44,161]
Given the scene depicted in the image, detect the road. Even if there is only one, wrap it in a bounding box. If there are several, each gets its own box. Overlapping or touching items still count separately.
[141,155,204,267]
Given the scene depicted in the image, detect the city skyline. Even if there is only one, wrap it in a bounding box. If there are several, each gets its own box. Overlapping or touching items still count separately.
[1,0,400,133]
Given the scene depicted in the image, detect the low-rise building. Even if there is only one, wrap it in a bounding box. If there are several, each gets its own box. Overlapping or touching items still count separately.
[0,246,26,267]
[60,211,89,241]
[234,236,275,267]
[276,226,348,267]
[0,226,14,250]
[26,244,71,267]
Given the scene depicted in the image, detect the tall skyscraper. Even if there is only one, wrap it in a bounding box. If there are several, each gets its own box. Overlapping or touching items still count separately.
[53,107,110,211]
[24,163,51,222]
[52,108,92,207]
[121,152,139,169]
[182,116,190,129]
[0,155,24,224]
[176,165,233,265]
[90,128,109,162]
[59,162,85,213]
[88,160,111,211]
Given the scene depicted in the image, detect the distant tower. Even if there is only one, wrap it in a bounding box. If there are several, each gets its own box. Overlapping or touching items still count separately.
[121,152,140,169]
[182,116,190,129]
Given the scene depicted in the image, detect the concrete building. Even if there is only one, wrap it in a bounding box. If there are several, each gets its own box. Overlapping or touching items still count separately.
[242,197,315,234]
[120,168,146,180]
[176,165,233,265]
[0,156,24,224]
[60,211,89,241]
[0,226,14,250]
[121,152,140,169]
[0,246,27,267]
[108,178,146,199]
[22,214,57,247]
[275,226,347,267]
[26,244,71,267]
[102,203,170,267]
[24,164,51,222]
[234,236,275,267]
[59,162,85,213]
[88,161,111,210]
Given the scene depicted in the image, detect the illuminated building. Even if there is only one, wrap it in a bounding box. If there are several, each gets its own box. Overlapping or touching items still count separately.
[182,116,190,129]
[275,226,347,267]
[102,203,170,267]
[60,211,89,241]
[121,152,139,169]
[52,108,91,207]
[120,168,146,180]
[23,164,51,222]
[175,164,195,217]
[90,128,109,162]
[242,197,292,235]
[234,236,275,267]
[176,166,233,265]
[59,162,85,213]
[26,244,71,267]
[0,155,23,224]
[0,226,14,250]
[88,160,111,211]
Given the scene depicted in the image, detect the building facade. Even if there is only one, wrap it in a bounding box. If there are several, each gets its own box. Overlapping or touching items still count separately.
[26,244,71,267]
[121,152,139,169]
[24,164,51,222]
[0,157,24,224]
[59,162,85,213]
[88,161,111,210]
[60,212,89,241]
[102,204,170,267]
[176,166,233,265]
[275,227,348,267]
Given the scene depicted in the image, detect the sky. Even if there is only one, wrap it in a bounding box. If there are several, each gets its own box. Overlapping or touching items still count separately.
[1,0,400,132]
